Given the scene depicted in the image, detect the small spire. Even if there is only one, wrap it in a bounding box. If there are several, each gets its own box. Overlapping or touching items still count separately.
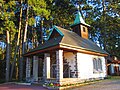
[71,5,90,27]
[74,11,86,25]
[76,4,80,11]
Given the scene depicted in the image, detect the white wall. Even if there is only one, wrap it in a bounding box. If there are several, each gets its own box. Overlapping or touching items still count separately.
[110,64,120,74]
[64,52,107,79]
[77,53,107,79]
[110,64,114,74]
[119,65,120,71]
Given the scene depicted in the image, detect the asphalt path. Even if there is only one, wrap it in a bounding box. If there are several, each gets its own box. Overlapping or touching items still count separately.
[0,79,120,90]
[0,83,47,90]
[71,79,120,90]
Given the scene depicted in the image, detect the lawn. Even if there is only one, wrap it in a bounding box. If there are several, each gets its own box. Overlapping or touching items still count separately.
[0,79,5,84]
[107,76,120,80]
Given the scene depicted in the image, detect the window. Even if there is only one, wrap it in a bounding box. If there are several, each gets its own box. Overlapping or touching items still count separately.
[93,58,102,73]
[83,27,86,32]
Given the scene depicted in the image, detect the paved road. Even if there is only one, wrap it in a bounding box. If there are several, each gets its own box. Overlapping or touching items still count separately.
[72,80,120,90]
[0,79,120,90]
[0,83,47,90]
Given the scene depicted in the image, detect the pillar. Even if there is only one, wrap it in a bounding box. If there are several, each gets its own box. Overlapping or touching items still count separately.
[44,53,50,79]
[56,50,63,80]
[33,56,38,82]
[26,57,31,82]
[76,53,80,78]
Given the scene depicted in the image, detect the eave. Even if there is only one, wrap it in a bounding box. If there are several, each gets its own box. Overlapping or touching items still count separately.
[24,43,108,57]
[59,43,108,56]
[70,22,90,28]
[24,45,60,57]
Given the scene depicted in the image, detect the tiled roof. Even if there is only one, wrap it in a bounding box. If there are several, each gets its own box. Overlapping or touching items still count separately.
[29,36,62,52]
[57,26,107,54]
[24,26,108,56]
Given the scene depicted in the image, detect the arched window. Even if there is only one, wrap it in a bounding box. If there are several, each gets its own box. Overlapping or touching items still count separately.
[93,58,103,73]
[83,27,86,32]
[98,58,102,71]
[93,58,97,71]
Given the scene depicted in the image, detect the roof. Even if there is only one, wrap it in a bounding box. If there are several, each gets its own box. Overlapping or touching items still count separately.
[112,60,120,64]
[24,26,108,56]
[57,26,107,54]
[108,59,120,64]
[71,12,90,27]
[107,57,120,64]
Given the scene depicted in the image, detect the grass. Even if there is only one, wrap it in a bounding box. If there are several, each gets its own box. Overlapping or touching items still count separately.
[107,76,120,80]
[0,79,5,84]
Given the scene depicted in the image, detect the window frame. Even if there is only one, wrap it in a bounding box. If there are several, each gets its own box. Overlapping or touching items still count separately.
[93,58,103,73]
[83,27,86,32]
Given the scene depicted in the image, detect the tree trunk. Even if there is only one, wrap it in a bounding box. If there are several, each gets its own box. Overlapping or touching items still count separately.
[23,1,29,54]
[6,30,10,82]
[19,0,29,81]
[40,19,44,44]
[10,0,23,80]
[102,0,107,51]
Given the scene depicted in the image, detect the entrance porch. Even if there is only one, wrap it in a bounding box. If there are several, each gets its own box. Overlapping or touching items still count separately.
[25,49,81,85]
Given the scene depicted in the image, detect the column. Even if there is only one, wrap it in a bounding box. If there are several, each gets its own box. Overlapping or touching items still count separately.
[76,53,80,78]
[26,57,31,82]
[43,58,45,80]
[44,53,50,79]
[33,56,38,82]
[56,50,63,80]
[75,53,79,78]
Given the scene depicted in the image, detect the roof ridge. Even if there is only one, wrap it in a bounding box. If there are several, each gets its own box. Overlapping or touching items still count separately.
[55,26,74,33]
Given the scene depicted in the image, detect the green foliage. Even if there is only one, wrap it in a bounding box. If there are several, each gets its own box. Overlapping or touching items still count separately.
[0,1,16,33]
[87,0,120,58]
[28,17,35,26]
[0,1,17,46]
[28,0,50,19]
[82,4,93,10]
[47,0,76,28]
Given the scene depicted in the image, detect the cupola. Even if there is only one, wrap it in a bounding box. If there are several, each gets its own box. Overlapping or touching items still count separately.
[71,11,90,39]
